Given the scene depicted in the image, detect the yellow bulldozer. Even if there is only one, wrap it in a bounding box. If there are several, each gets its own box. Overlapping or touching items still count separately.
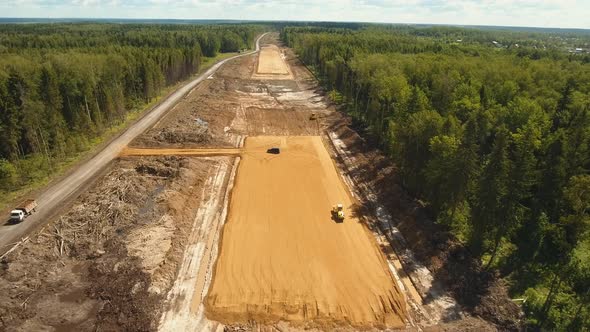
[331,203,345,222]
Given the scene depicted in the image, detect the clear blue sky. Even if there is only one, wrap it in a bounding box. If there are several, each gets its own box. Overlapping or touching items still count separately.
[2,0,589,29]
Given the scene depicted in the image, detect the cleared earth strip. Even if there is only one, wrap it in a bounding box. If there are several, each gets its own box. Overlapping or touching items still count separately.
[327,132,463,326]
[121,148,242,157]
[158,156,237,331]
[158,132,245,331]
[205,136,408,329]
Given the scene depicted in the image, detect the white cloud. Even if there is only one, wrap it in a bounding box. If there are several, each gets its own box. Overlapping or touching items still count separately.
[0,0,588,29]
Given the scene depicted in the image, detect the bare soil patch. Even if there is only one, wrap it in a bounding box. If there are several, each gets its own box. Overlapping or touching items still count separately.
[205,136,407,329]
[0,156,214,331]
[132,50,320,149]
[121,147,241,157]
[257,45,290,74]
[252,44,294,80]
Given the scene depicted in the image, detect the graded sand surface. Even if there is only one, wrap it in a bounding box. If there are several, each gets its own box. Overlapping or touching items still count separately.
[253,45,293,79]
[205,136,407,329]
[257,45,289,74]
[120,147,241,157]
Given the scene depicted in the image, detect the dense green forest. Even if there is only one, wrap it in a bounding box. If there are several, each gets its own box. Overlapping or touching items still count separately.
[282,26,590,330]
[0,23,261,198]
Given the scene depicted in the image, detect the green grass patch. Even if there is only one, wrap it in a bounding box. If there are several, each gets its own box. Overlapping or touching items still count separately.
[328,89,344,104]
[199,52,239,73]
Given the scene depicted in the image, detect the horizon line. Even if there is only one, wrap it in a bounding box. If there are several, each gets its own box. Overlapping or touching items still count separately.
[0,17,589,31]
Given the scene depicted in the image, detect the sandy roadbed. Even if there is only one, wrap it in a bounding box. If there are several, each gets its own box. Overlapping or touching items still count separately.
[252,44,294,80]
[121,147,242,157]
[205,136,408,329]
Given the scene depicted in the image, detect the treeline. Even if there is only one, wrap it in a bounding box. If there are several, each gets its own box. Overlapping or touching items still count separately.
[0,23,261,192]
[283,26,590,330]
[282,25,590,62]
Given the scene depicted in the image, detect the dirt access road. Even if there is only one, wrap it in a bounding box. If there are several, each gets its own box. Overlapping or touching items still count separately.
[121,147,242,157]
[252,44,294,80]
[205,136,407,329]
[0,33,267,252]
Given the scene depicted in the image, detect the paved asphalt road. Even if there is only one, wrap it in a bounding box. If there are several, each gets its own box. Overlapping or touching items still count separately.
[0,33,268,252]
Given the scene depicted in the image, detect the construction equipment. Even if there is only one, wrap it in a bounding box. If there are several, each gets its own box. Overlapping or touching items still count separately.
[331,203,345,222]
[10,199,38,223]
